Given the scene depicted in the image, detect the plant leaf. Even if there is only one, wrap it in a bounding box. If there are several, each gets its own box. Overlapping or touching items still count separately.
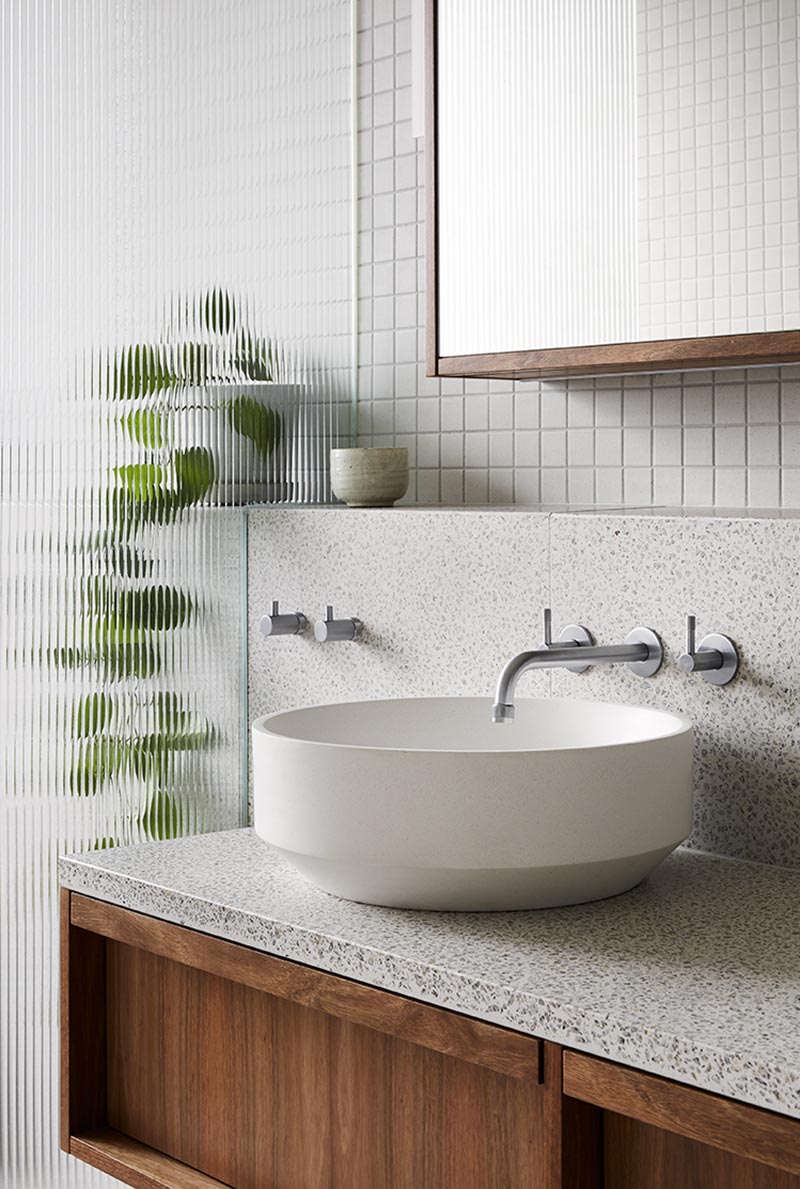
[114,463,167,501]
[173,446,215,504]
[122,409,165,448]
[140,790,184,841]
[227,396,281,460]
[73,693,113,736]
[201,288,235,335]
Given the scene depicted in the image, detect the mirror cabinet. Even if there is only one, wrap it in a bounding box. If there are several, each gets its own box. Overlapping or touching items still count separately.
[426,0,800,378]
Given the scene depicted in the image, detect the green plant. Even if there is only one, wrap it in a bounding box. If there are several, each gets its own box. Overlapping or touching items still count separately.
[63,289,282,841]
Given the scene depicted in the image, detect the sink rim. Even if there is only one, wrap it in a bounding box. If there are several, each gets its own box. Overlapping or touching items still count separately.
[252,695,693,756]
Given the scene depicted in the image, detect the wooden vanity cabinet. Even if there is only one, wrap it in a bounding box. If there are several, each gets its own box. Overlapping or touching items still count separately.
[61,890,594,1189]
[61,889,800,1189]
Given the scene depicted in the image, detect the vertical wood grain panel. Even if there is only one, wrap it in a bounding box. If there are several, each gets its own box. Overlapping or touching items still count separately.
[60,889,107,1151]
[104,939,551,1188]
[564,1049,800,1178]
[272,997,334,1188]
[604,1112,800,1189]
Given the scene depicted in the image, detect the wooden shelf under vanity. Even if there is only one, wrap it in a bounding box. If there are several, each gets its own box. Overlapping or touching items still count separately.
[61,888,800,1189]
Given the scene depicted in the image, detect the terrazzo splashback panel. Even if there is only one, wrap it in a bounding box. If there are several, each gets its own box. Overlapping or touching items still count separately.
[248,506,800,868]
[247,506,551,719]
[549,512,800,868]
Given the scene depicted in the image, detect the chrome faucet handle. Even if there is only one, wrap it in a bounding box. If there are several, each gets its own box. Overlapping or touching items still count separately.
[540,606,594,672]
[259,601,309,638]
[677,614,738,685]
[314,604,363,643]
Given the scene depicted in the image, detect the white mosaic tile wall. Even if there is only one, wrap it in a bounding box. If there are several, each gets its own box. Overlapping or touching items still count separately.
[638,0,800,340]
[355,0,800,509]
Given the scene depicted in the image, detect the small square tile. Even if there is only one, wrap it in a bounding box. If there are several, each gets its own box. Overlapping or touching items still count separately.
[417,399,440,434]
[440,396,463,433]
[440,469,464,504]
[595,467,623,504]
[782,424,800,466]
[747,424,780,466]
[684,426,713,466]
[514,391,540,429]
[541,430,567,468]
[747,468,781,507]
[489,470,514,504]
[441,432,464,468]
[514,469,541,505]
[714,467,747,505]
[489,431,514,468]
[568,428,595,467]
[568,469,596,504]
[653,426,683,466]
[653,466,683,504]
[541,389,568,428]
[540,468,568,503]
[623,427,652,467]
[781,468,800,507]
[489,393,514,430]
[623,389,653,426]
[623,468,652,504]
[682,466,714,505]
[595,391,622,426]
[465,469,488,504]
[515,431,540,468]
[465,433,488,468]
[715,425,746,466]
[465,395,489,432]
[596,427,622,467]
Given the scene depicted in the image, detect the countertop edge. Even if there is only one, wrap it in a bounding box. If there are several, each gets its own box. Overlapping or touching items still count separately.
[58,850,800,1122]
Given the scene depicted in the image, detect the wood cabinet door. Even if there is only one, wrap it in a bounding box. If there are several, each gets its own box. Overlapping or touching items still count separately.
[564,1050,800,1188]
[63,890,596,1189]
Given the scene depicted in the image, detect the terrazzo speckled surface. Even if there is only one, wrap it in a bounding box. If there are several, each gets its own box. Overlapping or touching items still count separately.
[247,507,551,707]
[250,506,800,868]
[549,512,800,867]
[60,829,800,1120]
[247,508,552,813]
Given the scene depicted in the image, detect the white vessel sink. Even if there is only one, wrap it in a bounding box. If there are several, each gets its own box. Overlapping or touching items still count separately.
[252,697,693,911]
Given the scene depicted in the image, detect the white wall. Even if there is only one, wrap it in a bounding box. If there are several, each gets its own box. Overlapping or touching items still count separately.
[0,3,352,1186]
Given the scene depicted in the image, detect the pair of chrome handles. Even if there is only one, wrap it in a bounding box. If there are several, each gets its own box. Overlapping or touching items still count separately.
[260,602,362,643]
[542,607,739,687]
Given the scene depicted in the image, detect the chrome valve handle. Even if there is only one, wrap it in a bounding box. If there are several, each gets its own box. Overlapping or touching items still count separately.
[538,606,661,677]
[314,605,363,643]
[541,606,595,673]
[677,615,738,686]
[259,601,309,638]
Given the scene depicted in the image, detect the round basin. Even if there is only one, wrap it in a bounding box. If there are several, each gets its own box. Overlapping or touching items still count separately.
[252,697,693,911]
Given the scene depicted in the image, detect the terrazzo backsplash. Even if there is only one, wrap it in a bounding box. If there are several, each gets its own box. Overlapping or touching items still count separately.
[247,506,800,869]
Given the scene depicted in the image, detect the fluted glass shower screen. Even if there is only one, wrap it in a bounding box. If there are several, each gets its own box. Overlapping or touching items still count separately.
[0,1,354,1185]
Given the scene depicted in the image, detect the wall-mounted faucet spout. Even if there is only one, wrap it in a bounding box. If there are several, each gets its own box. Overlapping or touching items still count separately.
[492,609,663,723]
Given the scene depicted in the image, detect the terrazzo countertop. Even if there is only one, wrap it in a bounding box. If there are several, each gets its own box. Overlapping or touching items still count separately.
[60,829,800,1120]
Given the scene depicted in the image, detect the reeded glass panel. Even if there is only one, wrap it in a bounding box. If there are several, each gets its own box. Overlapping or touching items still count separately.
[0,2,353,1186]
[437,0,800,354]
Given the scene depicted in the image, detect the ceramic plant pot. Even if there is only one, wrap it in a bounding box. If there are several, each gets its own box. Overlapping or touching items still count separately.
[330,446,409,507]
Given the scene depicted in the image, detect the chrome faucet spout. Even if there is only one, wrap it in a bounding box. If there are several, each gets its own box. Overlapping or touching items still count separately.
[491,610,663,723]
